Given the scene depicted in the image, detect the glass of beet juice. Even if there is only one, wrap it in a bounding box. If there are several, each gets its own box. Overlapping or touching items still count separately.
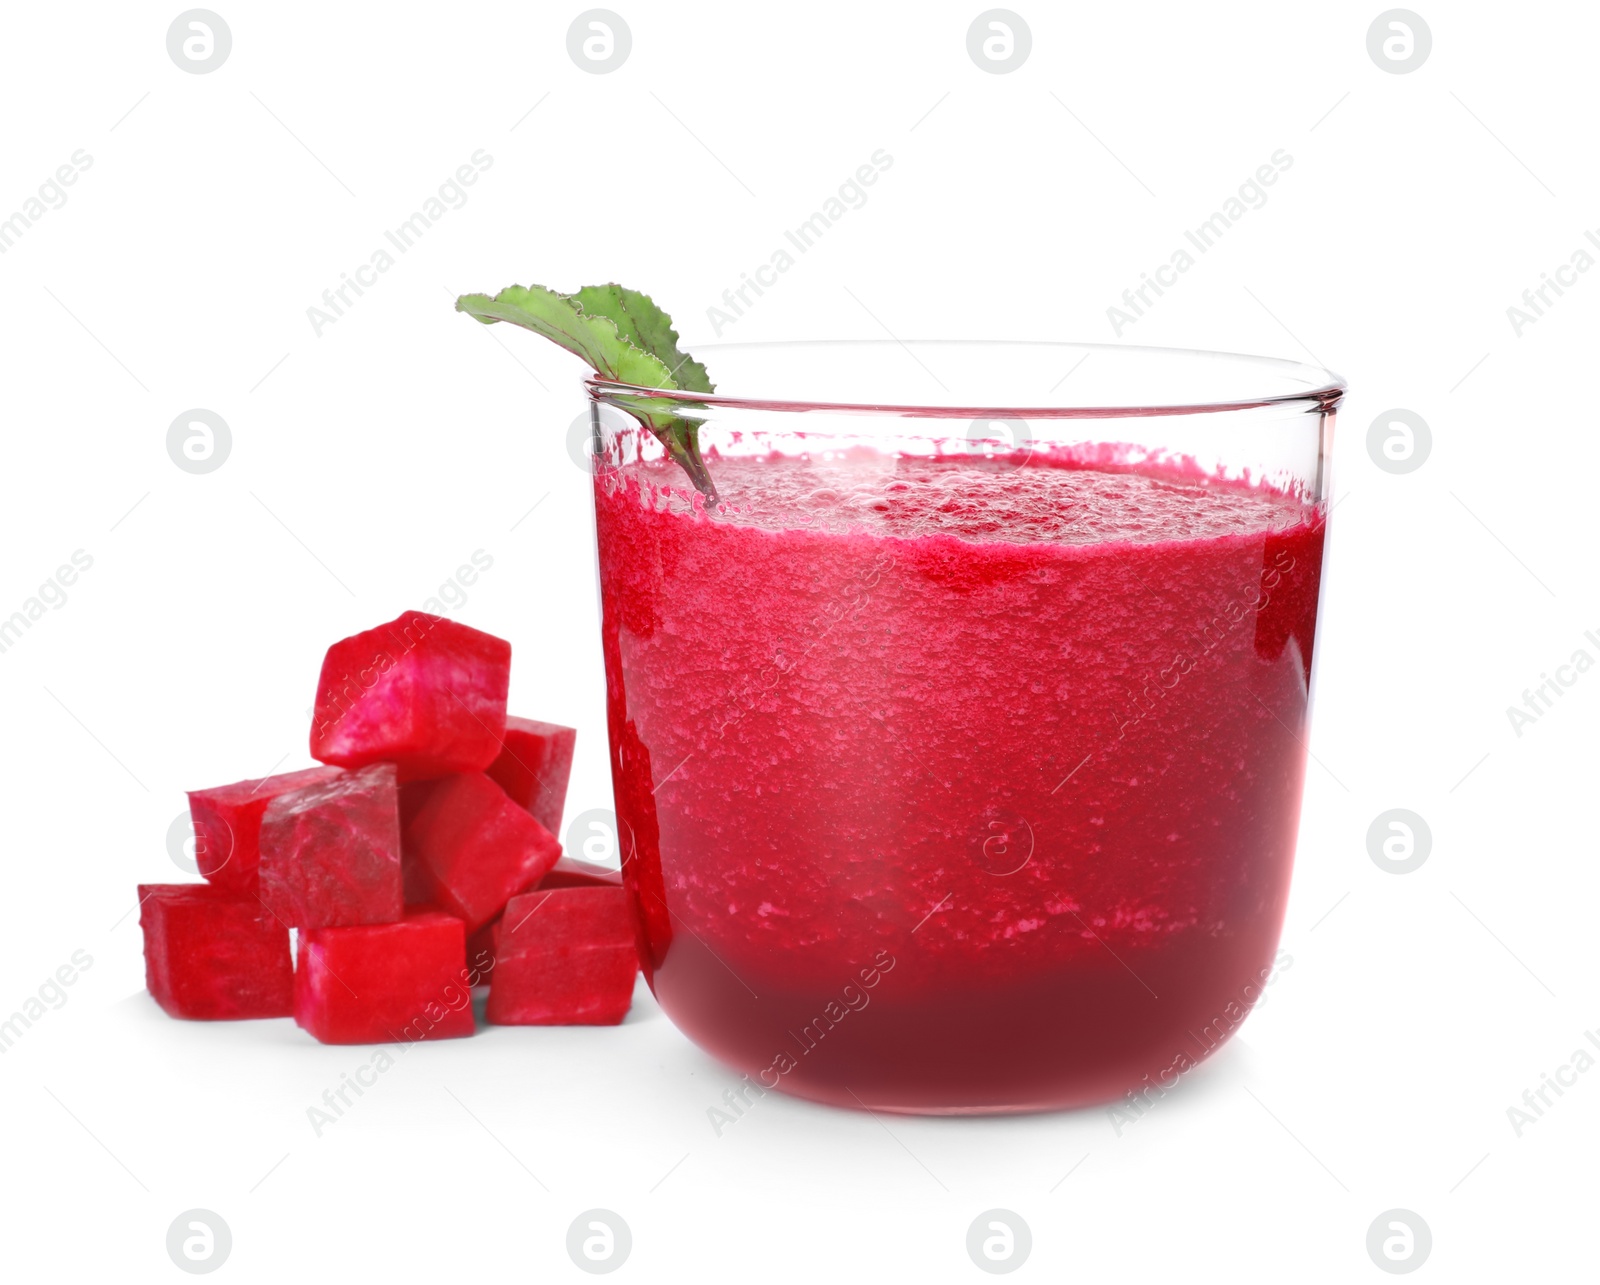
[587,341,1342,1115]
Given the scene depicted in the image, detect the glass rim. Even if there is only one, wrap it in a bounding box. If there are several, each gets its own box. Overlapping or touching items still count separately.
[587,339,1345,421]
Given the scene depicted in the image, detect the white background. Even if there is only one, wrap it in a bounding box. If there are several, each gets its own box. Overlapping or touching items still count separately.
[2,1,1595,1279]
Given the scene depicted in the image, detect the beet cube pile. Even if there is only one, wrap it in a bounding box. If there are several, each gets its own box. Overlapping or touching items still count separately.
[141,611,636,1043]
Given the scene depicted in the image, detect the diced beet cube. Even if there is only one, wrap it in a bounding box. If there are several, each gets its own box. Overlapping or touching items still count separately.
[138,884,293,1020]
[485,717,577,836]
[486,887,637,1025]
[540,856,623,890]
[310,611,511,781]
[187,766,345,893]
[403,773,560,931]
[465,860,620,977]
[259,764,403,929]
[295,909,475,1044]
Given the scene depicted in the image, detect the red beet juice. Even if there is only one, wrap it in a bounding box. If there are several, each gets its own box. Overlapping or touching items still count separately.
[596,445,1325,1113]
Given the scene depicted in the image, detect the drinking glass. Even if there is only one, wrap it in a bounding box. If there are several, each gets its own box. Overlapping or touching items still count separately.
[584,341,1341,1114]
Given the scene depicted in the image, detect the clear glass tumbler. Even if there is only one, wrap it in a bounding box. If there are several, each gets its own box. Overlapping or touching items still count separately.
[585,341,1341,1114]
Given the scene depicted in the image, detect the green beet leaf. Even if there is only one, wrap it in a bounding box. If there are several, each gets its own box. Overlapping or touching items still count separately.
[572,283,715,395]
[456,283,717,502]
